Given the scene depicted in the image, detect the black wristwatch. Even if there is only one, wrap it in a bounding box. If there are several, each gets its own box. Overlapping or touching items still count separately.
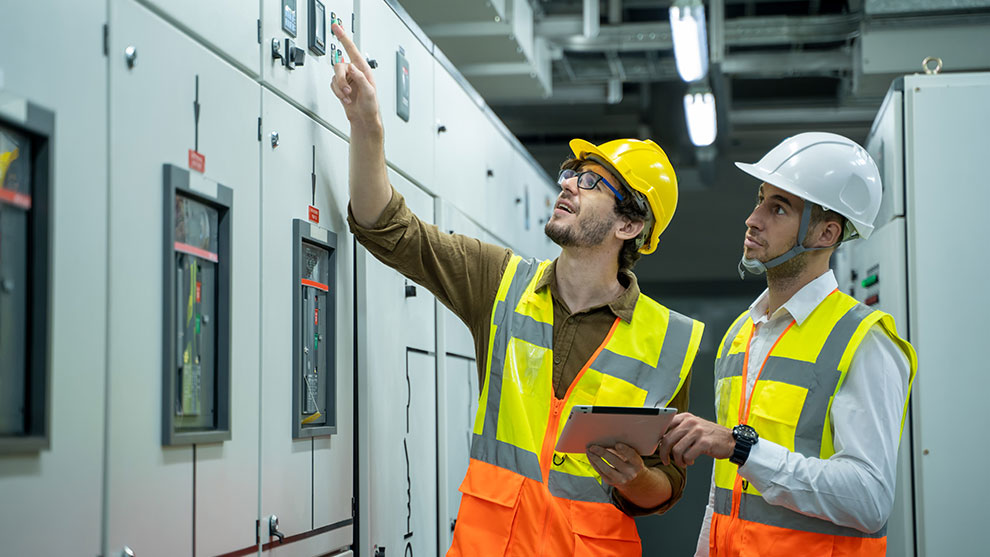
[730,424,759,466]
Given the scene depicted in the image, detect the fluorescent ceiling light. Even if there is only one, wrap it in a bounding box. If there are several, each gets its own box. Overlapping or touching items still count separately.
[684,91,717,146]
[669,2,709,82]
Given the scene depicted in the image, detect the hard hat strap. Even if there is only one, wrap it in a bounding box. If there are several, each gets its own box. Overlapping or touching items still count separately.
[737,203,833,279]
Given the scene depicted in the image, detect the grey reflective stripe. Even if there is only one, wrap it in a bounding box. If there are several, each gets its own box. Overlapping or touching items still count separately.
[651,310,695,407]
[754,302,873,457]
[714,488,886,538]
[739,492,886,538]
[714,353,744,383]
[548,470,610,504]
[483,257,543,437]
[714,487,733,515]
[587,307,695,407]
[508,312,552,349]
[591,349,655,392]
[470,433,543,483]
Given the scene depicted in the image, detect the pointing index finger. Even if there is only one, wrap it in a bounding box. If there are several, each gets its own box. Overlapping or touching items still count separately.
[331,23,369,72]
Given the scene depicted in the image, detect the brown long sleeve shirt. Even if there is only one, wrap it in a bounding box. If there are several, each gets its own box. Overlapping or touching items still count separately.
[348,186,690,515]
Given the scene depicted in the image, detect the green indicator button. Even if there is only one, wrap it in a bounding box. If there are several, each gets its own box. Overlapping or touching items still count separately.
[861,274,879,288]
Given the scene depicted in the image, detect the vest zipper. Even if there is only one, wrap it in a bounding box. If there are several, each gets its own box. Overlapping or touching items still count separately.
[538,397,565,556]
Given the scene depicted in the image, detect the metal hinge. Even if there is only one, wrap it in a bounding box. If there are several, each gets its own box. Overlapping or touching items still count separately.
[102,23,109,56]
[351,496,356,517]
[257,117,262,141]
[257,19,262,44]
[255,518,261,545]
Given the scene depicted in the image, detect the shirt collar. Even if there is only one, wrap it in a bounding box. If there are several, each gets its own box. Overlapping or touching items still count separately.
[747,269,838,326]
[536,259,639,323]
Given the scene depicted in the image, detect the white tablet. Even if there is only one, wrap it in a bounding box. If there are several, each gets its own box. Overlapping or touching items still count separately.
[555,405,677,455]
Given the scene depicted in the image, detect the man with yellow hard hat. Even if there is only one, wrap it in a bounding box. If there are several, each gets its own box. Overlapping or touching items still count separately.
[329,23,703,556]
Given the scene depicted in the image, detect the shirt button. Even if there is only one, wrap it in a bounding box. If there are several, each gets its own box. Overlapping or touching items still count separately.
[553,356,561,364]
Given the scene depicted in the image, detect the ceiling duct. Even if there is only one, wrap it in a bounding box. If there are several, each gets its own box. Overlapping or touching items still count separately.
[399,0,553,100]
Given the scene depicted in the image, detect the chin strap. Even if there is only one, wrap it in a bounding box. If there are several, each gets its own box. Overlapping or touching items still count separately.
[737,203,837,279]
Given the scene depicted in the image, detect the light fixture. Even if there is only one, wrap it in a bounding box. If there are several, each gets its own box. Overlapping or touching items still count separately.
[669,0,709,82]
[684,90,717,146]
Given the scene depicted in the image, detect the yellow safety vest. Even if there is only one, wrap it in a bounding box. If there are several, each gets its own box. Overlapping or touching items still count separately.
[710,289,917,556]
[449,255,704,556]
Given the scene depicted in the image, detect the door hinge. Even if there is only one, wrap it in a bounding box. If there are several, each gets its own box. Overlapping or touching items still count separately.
[257,117,262,142]
[102,23,109,56]
[351,496,356,517]
[257,19,262,44]
[255,518,261,545]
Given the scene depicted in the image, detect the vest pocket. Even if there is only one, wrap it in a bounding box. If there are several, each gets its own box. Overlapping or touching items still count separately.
[569,500,641,557]
[451,461,526,556]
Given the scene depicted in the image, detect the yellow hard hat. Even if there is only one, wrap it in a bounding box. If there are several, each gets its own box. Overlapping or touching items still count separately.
[569,138,677,255]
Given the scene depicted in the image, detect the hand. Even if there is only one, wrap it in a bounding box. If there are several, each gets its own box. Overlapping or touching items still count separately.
[586,443,647,491]
[658,412,735,468]
[329,23,381,129]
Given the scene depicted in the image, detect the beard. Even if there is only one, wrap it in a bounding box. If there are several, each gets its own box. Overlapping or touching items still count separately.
[545,212,613,248]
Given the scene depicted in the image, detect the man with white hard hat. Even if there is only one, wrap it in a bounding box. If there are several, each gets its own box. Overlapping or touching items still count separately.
[657,132,918,556]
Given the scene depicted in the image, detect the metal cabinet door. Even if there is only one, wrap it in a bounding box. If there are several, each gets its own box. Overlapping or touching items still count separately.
[358,0,436,189]
[261,0,354,138]
[356,172,437,557]
[904,73,990,557]
[442,354,478,553]
[260,88,355,554]
[0,0,107,555]
[432,58,489,214]
[136,0,261,74]
[107,1,261,555]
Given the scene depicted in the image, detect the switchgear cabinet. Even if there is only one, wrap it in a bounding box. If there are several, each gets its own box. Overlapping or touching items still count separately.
[0,101,53,453]
[162,164,232,445]
[292,219,337,438]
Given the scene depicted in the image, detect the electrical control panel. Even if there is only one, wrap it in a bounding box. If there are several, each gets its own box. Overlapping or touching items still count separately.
[292,219,336,438]
[0,102,53,454]
[162,164,232,445]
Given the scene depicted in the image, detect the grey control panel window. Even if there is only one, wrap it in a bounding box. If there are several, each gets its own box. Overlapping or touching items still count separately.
[0,103,53,454]
[162,164,232,446]
[292,219,337,438]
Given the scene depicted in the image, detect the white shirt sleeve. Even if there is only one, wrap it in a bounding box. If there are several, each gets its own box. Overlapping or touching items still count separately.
[694,463,716,557]
[737,326,910,533]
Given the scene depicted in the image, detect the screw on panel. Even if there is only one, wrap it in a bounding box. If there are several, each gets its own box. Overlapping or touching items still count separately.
[124,46,137,69]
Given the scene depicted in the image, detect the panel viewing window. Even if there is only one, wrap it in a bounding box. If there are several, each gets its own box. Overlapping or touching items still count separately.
[162,164,232,445]
[0,102,53,454]
[292,219,337,438]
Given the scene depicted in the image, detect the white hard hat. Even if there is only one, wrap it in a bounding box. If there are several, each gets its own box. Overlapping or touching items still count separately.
[735,132,882,240]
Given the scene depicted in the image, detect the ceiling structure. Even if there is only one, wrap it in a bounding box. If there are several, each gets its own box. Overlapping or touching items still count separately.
[396,0,990,284]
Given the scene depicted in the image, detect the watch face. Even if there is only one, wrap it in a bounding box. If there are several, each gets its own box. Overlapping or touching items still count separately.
[734,424,758,443]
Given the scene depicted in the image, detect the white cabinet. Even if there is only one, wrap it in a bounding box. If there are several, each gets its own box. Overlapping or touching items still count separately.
[0,0,107,555]
[106,2,261,554]
[260,89,355,554]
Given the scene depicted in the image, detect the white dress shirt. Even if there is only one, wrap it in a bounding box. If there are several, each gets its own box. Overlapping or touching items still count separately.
[694,270,911,557]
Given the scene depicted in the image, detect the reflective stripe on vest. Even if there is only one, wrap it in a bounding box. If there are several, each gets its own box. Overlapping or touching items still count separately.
[472,255,704,501]
[711,290,917,541]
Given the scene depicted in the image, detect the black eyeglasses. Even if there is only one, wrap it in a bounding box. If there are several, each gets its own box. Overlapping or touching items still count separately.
[557,169,625,202]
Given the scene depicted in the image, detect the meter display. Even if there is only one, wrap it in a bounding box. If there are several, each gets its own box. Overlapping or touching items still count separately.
[309,0,326,55]
[162,164,232,445]
[0,103,53,454]
[292,219,336,438]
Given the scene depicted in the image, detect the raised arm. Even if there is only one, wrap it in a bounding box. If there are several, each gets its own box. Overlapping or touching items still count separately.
[329,23,391,227]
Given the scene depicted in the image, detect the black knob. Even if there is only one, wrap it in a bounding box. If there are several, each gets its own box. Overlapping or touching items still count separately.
[291,46,306,66]
[437,124,447,133]
[367,57,379,69]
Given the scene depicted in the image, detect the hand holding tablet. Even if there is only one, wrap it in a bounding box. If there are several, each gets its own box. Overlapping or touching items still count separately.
[555,405,677,455]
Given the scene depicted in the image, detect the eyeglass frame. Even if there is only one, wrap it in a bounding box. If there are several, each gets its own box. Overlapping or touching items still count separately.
[556,168,625,202]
